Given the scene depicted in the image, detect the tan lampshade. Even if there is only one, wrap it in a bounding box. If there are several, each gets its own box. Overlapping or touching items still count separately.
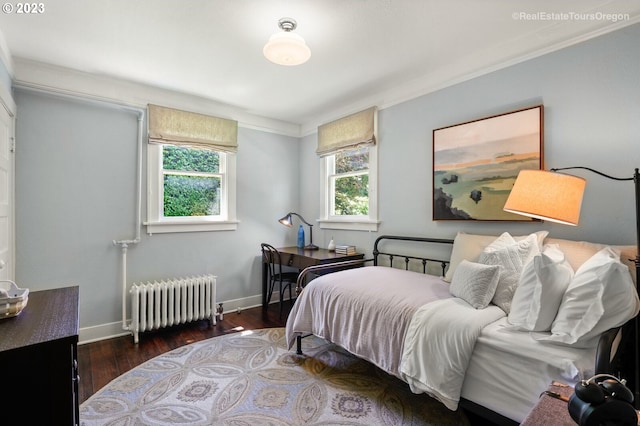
[503,169,586,226]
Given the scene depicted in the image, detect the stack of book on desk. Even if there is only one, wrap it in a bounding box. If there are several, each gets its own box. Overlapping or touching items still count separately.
[335,245,357,255]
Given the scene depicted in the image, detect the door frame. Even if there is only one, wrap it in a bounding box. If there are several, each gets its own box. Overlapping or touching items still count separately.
[0,81,16,281]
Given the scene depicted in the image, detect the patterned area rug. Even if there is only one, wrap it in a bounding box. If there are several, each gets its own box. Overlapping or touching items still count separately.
[80,328,469,425]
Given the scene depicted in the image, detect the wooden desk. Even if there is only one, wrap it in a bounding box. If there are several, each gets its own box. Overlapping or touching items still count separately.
[0,286,80,425]
[262,247,365,308]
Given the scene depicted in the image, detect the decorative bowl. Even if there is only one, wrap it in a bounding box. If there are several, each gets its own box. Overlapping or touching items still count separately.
[0,280,29,319]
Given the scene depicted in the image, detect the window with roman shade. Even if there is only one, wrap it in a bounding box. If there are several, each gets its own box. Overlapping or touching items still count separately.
[145,104,238,234]
[316,106,376,156]
[148,104,238,152]
[317,106,379,232]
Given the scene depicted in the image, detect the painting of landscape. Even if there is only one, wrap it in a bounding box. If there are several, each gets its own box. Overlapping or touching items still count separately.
[433,105,543,221]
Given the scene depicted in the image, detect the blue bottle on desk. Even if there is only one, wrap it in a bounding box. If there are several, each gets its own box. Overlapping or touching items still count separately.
[297,225,305,248]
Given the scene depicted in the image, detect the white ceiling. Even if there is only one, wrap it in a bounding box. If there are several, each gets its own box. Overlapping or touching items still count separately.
[0,0,639,132]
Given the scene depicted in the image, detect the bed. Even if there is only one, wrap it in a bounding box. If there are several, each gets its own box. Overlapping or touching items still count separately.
[285,233,640,425]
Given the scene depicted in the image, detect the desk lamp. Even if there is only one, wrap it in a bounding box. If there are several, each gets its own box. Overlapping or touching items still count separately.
[279,212,319,250]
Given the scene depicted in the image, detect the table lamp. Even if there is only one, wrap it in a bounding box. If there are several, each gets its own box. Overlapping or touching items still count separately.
[279,212,319,250]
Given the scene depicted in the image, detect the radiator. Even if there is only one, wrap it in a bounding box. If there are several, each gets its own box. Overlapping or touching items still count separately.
[130,274,217,343]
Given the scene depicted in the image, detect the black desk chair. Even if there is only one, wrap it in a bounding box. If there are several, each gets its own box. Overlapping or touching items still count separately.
[261,243,300,318]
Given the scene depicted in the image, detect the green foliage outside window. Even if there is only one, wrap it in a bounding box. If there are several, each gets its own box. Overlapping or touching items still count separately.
[163,145,219,173]
[164,175,220,216]
[162,145,221,217]
[334,147,369,215]
[335,174,369,215]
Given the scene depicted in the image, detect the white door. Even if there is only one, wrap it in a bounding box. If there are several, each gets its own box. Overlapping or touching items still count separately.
[0,101,14,282]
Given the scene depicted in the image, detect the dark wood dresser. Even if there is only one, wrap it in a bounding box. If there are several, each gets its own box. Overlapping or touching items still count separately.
[0,286,80,425]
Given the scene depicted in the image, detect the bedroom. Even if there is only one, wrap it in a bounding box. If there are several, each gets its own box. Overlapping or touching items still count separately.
[0,1,639,424]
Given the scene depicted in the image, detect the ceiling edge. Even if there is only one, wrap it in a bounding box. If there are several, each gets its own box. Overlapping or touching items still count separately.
[12,58,302,138]
[299,17,640,136]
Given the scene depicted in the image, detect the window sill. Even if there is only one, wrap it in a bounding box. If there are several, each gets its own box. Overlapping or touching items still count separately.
[144,219,239,234]
[318,219,380,232]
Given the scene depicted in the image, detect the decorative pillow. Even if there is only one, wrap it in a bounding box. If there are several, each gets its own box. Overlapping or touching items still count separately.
[508,244,574,331]
[444,231,548,282]
[544,238,607,271]
[546,237,637,287]
[478,232,542,314]
[535,247,640,348]
[449,260,501,309]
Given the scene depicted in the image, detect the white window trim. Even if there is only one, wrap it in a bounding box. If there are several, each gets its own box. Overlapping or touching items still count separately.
[318,144,379,232]
[145,143,238,234]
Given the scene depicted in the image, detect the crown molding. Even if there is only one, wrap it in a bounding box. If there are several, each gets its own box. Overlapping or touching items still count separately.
[8,16,639,139]
[300,17,640,136]
[12,58,301,137]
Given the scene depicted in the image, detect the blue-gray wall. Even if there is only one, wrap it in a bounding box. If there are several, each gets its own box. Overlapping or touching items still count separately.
[15,90,300,336]
[302,23,640,254]
[13,23,640,340]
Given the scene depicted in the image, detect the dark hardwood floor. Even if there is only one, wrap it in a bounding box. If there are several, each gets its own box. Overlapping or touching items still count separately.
[78,303,292,404]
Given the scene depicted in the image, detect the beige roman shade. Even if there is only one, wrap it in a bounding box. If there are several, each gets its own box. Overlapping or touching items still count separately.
[148,104,238,153]
[316,106,377,156]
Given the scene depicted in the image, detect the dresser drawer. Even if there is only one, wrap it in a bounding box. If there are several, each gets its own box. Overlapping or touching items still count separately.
[283,253,314,269]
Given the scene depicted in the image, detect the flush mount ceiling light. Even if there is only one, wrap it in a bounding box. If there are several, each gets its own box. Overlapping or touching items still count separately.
[263,18,311,66]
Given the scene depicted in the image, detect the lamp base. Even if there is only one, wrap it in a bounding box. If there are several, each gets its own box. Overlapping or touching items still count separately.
[304,243,319,250]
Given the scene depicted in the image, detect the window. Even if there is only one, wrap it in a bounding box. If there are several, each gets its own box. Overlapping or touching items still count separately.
[319,144,378,231]
[317,106,379,231]
[163,145,222,217]
[146,144,237,233]
[331,147,369,215]
[145,104,238,234]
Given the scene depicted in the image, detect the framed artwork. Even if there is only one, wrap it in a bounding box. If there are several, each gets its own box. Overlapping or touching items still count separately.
[433,105,543,221]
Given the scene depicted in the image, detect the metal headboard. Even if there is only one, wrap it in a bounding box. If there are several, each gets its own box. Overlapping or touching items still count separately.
[295,235,455,294]
[373,235,454,276]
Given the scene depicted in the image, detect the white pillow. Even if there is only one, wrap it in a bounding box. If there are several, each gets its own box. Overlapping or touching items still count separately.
[546,237,637,287]
[478,232,542,314]
[449,260,501,309]
[508,244,574,331]
[444,231,548,282]
[535,247,640,348]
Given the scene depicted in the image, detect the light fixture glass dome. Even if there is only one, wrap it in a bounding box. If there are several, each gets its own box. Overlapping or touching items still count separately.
[263,18,311,66]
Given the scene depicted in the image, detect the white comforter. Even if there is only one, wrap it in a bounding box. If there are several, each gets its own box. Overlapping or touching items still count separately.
[399,298,505,410]
[286,265,600,421]
[286,266,507,410]
[286,266,453,376]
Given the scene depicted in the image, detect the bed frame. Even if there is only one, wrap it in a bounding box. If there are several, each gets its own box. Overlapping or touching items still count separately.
[292,234,624,426]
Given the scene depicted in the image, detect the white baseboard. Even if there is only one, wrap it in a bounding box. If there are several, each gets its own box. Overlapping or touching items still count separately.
[78,294,265,345]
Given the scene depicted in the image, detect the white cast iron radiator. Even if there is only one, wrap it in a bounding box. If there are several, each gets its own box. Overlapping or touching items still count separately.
[130,274,217,343]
